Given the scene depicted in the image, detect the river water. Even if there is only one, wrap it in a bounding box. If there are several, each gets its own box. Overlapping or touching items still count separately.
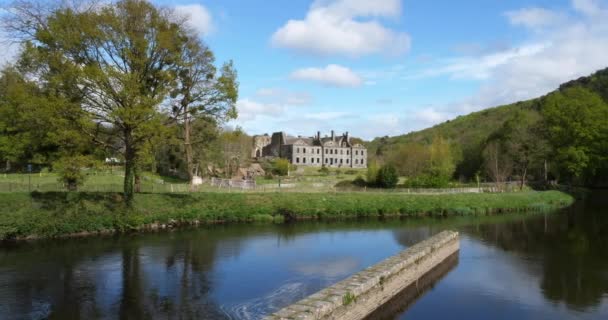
[1,193,607,320]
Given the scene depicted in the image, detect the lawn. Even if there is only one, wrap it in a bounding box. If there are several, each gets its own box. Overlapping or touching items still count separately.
[0,190,574,240]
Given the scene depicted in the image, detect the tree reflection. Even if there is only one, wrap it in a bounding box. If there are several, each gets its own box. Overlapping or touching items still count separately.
[462,196,608,311]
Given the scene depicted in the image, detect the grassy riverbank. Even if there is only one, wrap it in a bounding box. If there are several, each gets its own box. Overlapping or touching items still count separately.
[0,190,573,240]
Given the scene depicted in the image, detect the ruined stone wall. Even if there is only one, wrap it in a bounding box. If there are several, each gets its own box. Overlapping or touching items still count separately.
[264,231,459,320]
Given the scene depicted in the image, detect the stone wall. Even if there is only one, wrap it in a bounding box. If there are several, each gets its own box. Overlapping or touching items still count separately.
[263,231,459,320]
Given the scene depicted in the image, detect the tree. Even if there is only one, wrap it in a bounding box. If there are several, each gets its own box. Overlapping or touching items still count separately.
[366,160,379,186]
[483,140,513,189]
[498,110,549,190]
[541,86,608,184]
[272,158,290,176]
[426,136,455,186]
[53,155,96,191]
[376,164,398,188]
[386,143,429,177]
[10,0,191,203]
[170,29,238,189]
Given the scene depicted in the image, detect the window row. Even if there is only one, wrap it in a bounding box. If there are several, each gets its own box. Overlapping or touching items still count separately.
[294,157,365,165]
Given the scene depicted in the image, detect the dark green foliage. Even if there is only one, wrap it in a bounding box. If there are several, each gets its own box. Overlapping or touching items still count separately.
[541,86,608,184]
[376,165,398,188]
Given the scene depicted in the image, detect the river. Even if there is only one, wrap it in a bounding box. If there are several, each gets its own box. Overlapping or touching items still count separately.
[1,192,606,320]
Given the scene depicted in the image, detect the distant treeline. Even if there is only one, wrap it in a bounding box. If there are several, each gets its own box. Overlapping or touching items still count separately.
[368,68,608,188]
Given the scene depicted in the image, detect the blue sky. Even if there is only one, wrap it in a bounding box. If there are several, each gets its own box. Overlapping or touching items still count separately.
[5,0,608,139]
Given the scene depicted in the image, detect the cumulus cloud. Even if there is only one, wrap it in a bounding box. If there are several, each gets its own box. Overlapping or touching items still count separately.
[290,64,363,87]
[504,7,566,30]
[271,0,410,57]
[174,4,213,36]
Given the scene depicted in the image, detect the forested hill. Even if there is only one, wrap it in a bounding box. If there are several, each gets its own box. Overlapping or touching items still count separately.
[367,67,608,186]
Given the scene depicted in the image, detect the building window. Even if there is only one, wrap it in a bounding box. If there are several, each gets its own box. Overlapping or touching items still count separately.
[296,157,300,163]
[297,148,300,153]
[340,159,343,164]
[346,159,349,164]
[355,150,358,155]
[303,148,306,153]
[347,150,350,155]
[303,157,306,164]
[355,159,358,164]
[325,158,328,163]
[317,158,320,163]
[317,149,320,154]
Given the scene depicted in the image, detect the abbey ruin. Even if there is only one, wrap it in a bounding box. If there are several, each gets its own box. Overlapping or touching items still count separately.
[252,131,367,168]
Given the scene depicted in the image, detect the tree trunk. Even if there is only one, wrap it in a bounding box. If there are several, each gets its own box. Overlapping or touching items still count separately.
[184,111,195,192]
[134,172,141,193]
[124,132,136,205]
[520,165,528,191]
[5,160,10,172]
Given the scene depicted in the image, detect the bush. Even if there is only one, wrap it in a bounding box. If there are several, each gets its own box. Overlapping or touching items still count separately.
[353,175,367,187]
[318,166,330,176]
[366,161,379,186]
[52,156,97,191]
[272,158,290,176]
[376,165,398,188]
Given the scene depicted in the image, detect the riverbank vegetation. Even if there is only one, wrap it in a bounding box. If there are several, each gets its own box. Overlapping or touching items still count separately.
[0,190,573,240]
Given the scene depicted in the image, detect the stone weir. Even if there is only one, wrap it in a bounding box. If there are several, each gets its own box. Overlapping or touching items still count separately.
[263,230,460,320]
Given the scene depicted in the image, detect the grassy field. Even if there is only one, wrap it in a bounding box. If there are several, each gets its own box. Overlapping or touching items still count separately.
[0,190,574,240]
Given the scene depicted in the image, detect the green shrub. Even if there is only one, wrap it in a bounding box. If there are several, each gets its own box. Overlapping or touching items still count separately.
[376,165,398,188]
[52,156,97,191]
[272,158,290,176]
[353,175,367,187]
[318,166,330,176]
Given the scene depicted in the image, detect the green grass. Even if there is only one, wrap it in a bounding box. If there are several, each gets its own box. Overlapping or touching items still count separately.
[0,190,574,240]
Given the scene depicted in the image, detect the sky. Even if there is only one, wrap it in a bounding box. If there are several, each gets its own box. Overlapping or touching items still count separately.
[3,0,608,140]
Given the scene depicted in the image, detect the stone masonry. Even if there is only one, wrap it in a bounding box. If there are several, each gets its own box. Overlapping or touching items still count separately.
[263,231,460,320]
[252,130,367,168]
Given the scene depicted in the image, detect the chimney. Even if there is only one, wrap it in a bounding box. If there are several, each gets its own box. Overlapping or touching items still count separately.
[345,131,349,142]
[317,131,321,140]
[331,130,335,141]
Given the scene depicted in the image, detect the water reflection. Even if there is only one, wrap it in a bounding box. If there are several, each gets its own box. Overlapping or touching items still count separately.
[1,194,607,320]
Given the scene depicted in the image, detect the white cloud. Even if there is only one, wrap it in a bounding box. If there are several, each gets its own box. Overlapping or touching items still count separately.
[408,43,550,80]
[174,4,213,36]
[505,8,566,30]
[413,108,450,124]
[255,88,313,105]
[412,0,608,121]
[290,64,363,87]
[572,0,606,16]
[303,111,352,121]
[236,99,285,121]
[271,0,410,57]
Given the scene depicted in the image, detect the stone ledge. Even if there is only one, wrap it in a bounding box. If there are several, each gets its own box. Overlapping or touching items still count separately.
[264,230,459,320]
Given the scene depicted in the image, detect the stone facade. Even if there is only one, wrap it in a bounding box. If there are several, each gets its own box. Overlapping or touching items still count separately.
[252,130,367,168]
[263,231,460,320]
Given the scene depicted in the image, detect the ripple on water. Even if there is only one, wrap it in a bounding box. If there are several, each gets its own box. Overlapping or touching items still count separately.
[220,282,308,320]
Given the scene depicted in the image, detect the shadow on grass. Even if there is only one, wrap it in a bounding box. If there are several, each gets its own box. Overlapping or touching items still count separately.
[29,191,201,212]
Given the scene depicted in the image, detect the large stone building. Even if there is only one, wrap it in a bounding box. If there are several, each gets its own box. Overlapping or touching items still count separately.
[252,131,367,168]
